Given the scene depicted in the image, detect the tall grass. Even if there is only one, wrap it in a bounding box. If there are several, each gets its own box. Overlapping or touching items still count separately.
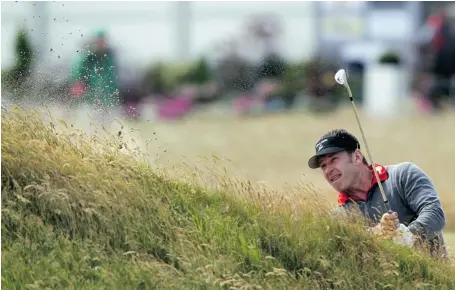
[2,105,455,289]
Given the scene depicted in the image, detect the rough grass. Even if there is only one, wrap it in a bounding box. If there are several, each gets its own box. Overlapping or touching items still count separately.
[121,104,455,230]
[2,105,455,289]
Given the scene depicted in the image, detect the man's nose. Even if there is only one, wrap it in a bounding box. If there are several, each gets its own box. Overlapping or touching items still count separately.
[323,165,333,177]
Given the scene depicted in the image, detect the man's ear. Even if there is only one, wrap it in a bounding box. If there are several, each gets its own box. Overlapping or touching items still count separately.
[354,149,363,165]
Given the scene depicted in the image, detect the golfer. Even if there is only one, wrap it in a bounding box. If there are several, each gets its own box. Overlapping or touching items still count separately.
[308,129,448,260]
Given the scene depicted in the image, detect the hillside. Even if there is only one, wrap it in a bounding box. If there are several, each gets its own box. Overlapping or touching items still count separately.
[2,106,455,289]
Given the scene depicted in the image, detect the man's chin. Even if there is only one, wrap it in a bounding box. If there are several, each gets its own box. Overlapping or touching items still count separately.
[331,182,345,193]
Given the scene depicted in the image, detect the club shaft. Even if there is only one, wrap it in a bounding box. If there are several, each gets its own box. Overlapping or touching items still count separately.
[344,83,390,211]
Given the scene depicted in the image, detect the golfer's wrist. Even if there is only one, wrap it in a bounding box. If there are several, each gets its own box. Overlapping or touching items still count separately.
[408,222,426,238]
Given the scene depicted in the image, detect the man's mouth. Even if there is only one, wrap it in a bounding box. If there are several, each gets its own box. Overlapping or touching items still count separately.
[330,174,341,183]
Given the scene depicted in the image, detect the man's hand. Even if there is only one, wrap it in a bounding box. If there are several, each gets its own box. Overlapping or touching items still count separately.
[368,224,383,236]
[368,219,415,247]
[380,212,400,237]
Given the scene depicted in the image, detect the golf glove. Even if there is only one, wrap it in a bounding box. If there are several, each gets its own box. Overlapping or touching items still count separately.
[367,223,414,247]
[391,224,414,247]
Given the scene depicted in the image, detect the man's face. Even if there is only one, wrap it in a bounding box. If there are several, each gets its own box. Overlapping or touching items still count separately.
[319,150,360,192]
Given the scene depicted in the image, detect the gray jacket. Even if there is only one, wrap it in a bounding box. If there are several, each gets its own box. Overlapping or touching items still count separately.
[334,162,448,259]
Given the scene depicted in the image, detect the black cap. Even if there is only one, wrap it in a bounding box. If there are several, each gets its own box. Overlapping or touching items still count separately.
[308,132,360,169]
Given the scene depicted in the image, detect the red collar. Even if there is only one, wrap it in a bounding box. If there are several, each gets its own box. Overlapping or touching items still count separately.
[337,164,389,206]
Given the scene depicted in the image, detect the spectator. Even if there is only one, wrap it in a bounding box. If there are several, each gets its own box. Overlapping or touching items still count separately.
[417,9,455,112]
[71,29,121,119]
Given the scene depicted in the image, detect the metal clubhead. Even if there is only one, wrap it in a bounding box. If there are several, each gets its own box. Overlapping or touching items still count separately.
[334,68,353,98]
[334,69,348,86]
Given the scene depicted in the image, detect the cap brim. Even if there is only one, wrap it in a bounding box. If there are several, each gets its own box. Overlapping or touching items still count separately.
[307,147,346,169]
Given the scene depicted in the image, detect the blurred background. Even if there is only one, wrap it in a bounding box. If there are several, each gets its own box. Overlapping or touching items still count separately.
[3,1,455,118]
[2,1,455,235]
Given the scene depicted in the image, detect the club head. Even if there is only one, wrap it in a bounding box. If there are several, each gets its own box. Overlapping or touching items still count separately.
[334,69,348,86]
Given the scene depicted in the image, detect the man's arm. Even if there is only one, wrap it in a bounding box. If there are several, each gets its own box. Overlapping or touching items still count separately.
[401,162,446,240]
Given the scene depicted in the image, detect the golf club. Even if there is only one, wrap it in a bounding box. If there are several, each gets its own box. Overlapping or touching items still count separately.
[334,69,392,213]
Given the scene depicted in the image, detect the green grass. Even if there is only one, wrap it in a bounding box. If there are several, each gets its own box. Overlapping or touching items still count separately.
[2,105,455,289]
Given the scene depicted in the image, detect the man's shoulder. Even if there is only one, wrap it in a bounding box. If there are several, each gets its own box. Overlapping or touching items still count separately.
[385,162,421,176]
[385,161,414,170]
[384,162,433,187]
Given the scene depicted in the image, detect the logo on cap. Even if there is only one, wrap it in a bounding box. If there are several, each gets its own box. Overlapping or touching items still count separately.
[315,139,328,152]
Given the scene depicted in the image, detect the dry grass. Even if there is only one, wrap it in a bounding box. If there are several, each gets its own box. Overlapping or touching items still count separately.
[2,104,455,289]
[113,105,455,229]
